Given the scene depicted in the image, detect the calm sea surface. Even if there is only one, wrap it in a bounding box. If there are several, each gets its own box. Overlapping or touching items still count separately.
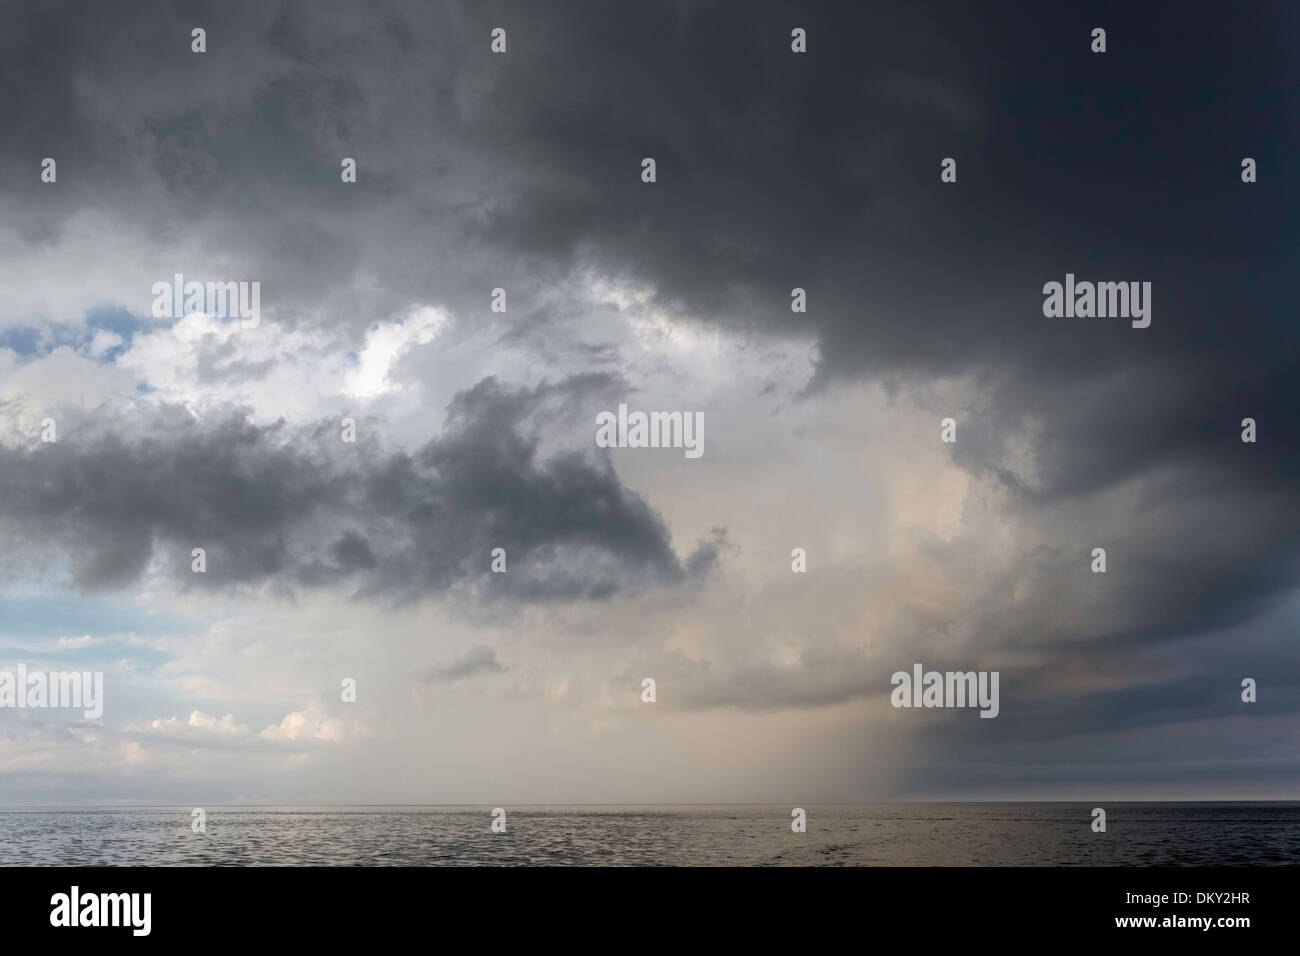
[1,803,1296,866]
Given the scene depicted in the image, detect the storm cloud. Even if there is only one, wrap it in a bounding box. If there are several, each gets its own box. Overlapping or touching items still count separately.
[0,375,714,602]
[0,0,1295,801]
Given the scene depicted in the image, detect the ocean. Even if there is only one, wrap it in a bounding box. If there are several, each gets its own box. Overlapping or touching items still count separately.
[2,803,1297,866]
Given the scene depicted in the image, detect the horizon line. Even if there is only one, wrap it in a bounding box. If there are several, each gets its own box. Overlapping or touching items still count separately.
[2,799,1299,810]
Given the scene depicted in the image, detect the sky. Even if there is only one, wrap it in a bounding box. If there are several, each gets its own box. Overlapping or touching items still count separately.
[0,0,1296,804]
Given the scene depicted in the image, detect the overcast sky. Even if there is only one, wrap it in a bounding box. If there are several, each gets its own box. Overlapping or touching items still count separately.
[0,0,1296,804]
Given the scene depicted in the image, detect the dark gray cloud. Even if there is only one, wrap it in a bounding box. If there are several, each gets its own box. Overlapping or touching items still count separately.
[0,375,715,602]
[425,646,507,682]
[4,0,1291,489]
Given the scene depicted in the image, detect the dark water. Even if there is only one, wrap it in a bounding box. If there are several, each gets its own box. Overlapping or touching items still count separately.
[1,803,1296,866]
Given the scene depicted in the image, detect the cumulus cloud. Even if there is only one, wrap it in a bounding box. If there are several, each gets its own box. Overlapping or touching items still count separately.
[259,705,349,743]
[145,710,247,738]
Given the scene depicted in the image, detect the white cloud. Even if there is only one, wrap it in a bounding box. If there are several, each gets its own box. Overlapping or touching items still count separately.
[345,305,448,399]
[260,705,349,743]
[145,710,248,737]
[56,635,101,649]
